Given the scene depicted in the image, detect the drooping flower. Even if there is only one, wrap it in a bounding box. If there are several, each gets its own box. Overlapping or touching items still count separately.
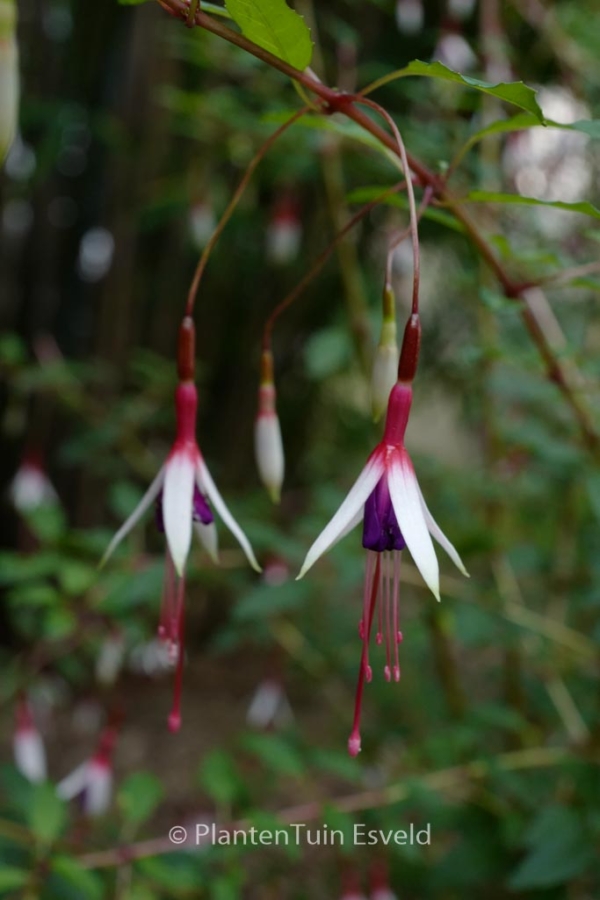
[102,317,260,730]
[56,726,117,818]
[13,696,47,783]
[246,678,293,730]
[254,349,285,503]
[369,861,398,900]
[298,315,467,755]
[9,452,58,513]
[266,193,302,265]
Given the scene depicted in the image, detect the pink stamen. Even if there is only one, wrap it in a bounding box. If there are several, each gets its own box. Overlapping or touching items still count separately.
[384,551,392,678]
[348,552,381,756]
[168,594,186,733]
[393,551,401,680]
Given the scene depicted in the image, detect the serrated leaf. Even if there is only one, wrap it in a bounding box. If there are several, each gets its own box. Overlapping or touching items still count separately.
[118,772,164,827]
[453,114,600,169]
[463,190,600,220]
[366,60,544,121]
[224,0,313,70]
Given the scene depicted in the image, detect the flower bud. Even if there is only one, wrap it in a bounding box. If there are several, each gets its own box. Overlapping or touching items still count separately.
[254,350,284,503]
[0,0,18,164]
[371,285,399,422]
[13,698,47,783]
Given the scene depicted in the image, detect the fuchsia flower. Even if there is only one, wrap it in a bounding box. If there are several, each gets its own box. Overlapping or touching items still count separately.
[102,318,260,730]
[56,726,118,818]
[298,315,467,755]
[13,696,47,783]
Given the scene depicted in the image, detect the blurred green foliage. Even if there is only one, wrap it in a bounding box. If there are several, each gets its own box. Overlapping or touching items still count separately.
[1,0,600,897]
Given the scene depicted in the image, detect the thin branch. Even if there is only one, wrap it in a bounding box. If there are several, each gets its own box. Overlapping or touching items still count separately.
[185,106,310,316]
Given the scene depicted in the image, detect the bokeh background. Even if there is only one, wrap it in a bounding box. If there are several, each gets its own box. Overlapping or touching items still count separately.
[1,0,600,897]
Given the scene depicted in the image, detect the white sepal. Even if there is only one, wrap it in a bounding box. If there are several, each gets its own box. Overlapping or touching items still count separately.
[84,759,112,817]
[197,460,261,572]
[388,453,440,600]
[13,728,47,783]
[163,452,196,576]
[101,466,165,567]
[417,483,469,577]
[297,457,384,580]
[56,762,90,801]
[194,520,219,564]
[254,414,285,503]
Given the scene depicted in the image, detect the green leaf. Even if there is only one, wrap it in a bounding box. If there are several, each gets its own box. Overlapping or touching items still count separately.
[0,868,30,892]
[118,0,151,5]
[241,734,304,777]
[507,805,595,890]
[118,772,164,827]
[198,751,243,807]
[452,114,600,170]
[347,186,466,233]
[462,190,600,220]
[27,783,67,846]
[365,60,544,122]
[224,0,313,70]
[50,857,104,900]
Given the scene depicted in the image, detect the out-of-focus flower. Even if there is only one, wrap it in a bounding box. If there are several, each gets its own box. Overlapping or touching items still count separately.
[189,200,216,250]
[56,726,117,817]
[266,194,302,265]
[434,28,477,72]
[254,349,284,503]
[371,284,399,422]
[395,0,424,35]
[13,697,47,783]
[370,862,398,900]
[503,86,591,237]
[0,0,18,164]
[102,318,260,730]
[340,873,368,900]
[95,631,126,686]
[246,678,293,730]
[448,0,476,21]
[9,454,58,513]
[298,316,467,754]
[77,227,114,282]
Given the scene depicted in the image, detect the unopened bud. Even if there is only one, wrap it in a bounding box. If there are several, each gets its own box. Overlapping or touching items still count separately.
[177,316,195,382]
[13,698,46,783]
[397,313,421,383]
[0,0,18,164]
[254,350,284,503]
[371,286,399,422]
